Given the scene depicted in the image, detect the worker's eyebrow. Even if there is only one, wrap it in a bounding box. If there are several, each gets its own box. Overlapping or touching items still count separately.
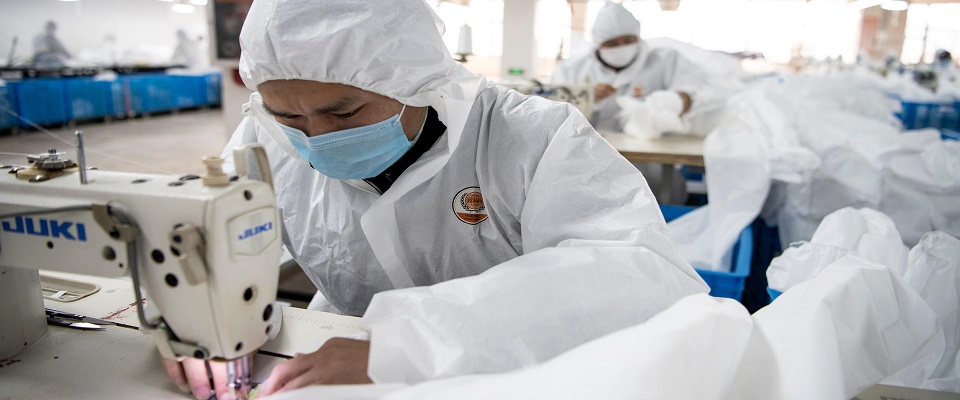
[261,95,363,118]
[311,95,362,115]
[261,101,299,118]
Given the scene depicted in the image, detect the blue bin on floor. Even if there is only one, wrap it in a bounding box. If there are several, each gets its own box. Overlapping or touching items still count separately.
[15,78,69,126]
[899,101,960,130]
[767,288,782,302]
[0,82,19,129]
[942,129,960,141]
[171,75,206,108]
[203,72,221,106]
[124,74,175,114]
[661,205,753,300]
[63,77,124,120]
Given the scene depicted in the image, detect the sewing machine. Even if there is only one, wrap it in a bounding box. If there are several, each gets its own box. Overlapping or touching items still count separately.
[500,81,594,118]
[0,137,282,399]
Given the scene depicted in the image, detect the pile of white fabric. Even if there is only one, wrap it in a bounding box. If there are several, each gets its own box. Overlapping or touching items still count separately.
[768,207,960,392]
[267,208,958,400]
[271,221,957,399]
[668,71,960,272]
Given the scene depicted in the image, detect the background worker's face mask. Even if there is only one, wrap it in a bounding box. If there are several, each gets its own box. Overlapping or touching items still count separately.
[598,43,639,69]
[278,105,411,179]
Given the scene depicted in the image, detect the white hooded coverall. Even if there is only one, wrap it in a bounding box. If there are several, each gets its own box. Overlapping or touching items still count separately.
[550,1,708,132]
[227,0,707,383]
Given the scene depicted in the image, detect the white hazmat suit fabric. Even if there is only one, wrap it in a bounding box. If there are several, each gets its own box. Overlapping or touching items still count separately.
[550,2,707,132]
[227,0,707,383]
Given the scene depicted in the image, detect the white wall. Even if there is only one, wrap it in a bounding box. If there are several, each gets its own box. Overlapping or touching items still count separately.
[0,0,209,67]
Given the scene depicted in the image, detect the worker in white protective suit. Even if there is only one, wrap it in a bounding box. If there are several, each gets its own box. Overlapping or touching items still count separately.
[935,49,958,93]
[32,20,72,69]
[550,1,707,136]
[161,0,708,398]
[171,29,203,70]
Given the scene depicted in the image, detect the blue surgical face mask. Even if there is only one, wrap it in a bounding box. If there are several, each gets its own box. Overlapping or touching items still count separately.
[278,105,411,179]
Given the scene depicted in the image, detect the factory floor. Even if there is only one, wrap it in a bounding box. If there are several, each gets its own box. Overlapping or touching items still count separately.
[0,108,316,308]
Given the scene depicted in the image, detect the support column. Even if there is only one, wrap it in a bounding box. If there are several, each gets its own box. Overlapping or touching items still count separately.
[858,5,908,60]
[501,0,539,80]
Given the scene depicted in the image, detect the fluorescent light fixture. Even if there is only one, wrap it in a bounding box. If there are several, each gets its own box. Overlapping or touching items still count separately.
[172,3,195,13]
[881,0,908,11]
[190,0,208,5]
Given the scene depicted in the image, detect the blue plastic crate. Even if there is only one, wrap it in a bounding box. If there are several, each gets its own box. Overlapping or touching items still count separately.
[954,100,960,129]
[0,82,19,129]
[661,205,753,300]
[942,129,960,141]
[679,165,704,182]
[203,72,221,106]
[171,75,206,108]
[899,101,959,130]
[124,74,175,114]
[767,288,782,301]
[63,78,124,120]
[15,78,69,126]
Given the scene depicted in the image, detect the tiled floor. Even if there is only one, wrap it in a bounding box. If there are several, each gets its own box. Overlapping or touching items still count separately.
[0,109,230,175]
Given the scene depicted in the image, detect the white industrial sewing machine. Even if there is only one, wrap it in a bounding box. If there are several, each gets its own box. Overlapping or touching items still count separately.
[0,134,282,399]
[499,81,594,118]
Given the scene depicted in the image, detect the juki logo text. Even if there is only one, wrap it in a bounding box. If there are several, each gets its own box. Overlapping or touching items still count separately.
[238,222,273,241]
[2,216,88,241]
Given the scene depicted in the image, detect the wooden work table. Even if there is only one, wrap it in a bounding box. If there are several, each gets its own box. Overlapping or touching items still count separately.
[599,131,705,203]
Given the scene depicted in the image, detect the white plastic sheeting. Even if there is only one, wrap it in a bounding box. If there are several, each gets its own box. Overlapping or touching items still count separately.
[904,232,960,391]
[270,254,951,399]
[767,208,960,393]
[668,72,960,272]
[767,207,909,290]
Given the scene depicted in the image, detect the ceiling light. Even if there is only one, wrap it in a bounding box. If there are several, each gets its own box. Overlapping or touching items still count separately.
[881,0,908,11]
[190,0,208,5]
[172,3,195,13]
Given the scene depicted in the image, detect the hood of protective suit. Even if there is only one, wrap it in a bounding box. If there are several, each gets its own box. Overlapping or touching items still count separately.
[238,0,485,152]
[591,1,641,46]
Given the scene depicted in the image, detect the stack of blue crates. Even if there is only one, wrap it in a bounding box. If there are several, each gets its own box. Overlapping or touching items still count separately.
[898,100,960,130]
[63,78,125,121]
[15,78,69,126]
[171,75,206,108]
[203,72,221,105]
[660,205,753,300]
[0,82,18,130]
[128,73,221,112]
[1,71,223,128]
[124,74,175,114]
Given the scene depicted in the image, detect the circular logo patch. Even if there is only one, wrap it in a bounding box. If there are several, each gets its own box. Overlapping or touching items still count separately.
[453,187,488,225]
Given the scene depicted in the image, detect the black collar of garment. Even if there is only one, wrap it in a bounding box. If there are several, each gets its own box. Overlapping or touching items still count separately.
[595,49,636,73]
[362,106,445,194]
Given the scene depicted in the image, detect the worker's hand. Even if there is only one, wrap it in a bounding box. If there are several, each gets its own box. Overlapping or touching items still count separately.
[617,95,689,140]
[162,355,250,399]
[594,83,617,102]
[644,91,685,116]
[259,338,373,395]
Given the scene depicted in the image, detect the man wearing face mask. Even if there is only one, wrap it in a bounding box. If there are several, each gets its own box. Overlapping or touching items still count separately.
[551,1,707,134]
[162,0,707,398]
[934,49,958,92]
